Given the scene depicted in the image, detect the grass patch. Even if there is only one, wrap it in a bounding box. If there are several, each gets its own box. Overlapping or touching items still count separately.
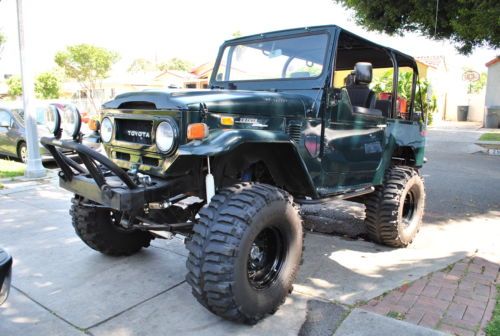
[387,311,405,320]
[0,159,25,178]
[479,133,500,141]
[486,285,500,336]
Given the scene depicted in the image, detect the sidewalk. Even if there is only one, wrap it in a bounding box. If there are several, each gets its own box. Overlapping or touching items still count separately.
[360,256,499,336]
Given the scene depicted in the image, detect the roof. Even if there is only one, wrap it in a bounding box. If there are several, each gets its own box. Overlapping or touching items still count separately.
[155,69,196,81]
[225,25,417,66]
[485,56,500,67]
[415,56,446,70]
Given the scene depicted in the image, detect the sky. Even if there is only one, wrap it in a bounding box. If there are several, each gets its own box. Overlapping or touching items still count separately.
[0,0,497,79]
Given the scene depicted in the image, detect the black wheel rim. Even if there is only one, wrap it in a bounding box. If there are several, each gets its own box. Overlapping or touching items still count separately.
[247,227,286,290]
[402,188,417,228]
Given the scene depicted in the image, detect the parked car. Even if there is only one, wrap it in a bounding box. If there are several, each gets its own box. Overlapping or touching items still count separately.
[0,103,80,163]
[0,248,12,305]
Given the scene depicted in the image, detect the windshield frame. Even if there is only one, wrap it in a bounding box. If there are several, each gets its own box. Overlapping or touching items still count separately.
[210,29,334,91]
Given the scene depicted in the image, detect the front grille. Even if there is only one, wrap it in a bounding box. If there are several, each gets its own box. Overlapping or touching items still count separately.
[115,152,130,161]
[142,156,159,166]
[286,122,303,143]
[115,119,153,144]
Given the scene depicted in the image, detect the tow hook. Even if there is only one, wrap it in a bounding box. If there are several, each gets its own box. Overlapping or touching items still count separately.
[136,173,152,186]
[128,164,152,186]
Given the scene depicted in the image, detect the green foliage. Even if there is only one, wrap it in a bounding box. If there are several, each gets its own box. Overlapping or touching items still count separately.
[485,285,500,336]
[416,79,437,125]
[372,70,413,100]
[6,76,22,98]
[0,159,26,178]
[463,67,487,94]
[387,311,405,320]
[0,31,6,58]
[34,72,61,99]
[158,57,193,72]
[469,73,487,94]
[55,44,119,82]
[128,58,156,73]
[55,44,119,111]
[372,70,437,124]
[334,0,500,54]
[479,133,500,141]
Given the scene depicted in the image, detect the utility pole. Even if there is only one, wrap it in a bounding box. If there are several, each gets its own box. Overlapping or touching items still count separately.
[16,0,45,178]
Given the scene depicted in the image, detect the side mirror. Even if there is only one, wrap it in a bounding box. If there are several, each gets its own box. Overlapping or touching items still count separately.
[0,121,10,128]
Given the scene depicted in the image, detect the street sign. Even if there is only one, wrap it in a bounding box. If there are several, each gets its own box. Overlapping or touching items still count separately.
[462,70,480,82]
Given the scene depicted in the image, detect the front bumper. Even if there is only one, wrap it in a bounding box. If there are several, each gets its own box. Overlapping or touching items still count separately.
[0,248,12,305]
[40,137,190,212]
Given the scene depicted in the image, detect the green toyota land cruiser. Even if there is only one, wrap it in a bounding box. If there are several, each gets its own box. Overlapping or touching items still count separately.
[42,25,427,324]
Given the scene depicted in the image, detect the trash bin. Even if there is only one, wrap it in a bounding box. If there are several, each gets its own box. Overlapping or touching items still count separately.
[457,106,469,121]
[485,107,500,128]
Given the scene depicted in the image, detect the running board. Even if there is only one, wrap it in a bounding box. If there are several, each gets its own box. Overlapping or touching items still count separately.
[294,187,374,205]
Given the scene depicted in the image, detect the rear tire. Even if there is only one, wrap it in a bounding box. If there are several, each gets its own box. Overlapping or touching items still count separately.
[364,166,425,247]
[70,196,153,256]
[186,183,303,324]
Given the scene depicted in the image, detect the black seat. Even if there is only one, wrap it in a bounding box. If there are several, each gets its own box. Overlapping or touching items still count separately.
[345,62,376,109]
[375,99,392,118]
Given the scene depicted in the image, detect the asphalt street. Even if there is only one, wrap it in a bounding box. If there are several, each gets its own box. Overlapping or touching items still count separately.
[0,124,498,336]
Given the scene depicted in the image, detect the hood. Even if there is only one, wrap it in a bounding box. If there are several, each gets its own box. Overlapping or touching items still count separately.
[103,90,315,117]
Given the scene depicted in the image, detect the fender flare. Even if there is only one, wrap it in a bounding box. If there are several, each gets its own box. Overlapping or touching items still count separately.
[173,129,318,198]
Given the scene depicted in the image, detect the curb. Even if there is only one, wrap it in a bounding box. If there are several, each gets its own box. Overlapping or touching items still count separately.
[475,141,500,156]
[333,309,448,336]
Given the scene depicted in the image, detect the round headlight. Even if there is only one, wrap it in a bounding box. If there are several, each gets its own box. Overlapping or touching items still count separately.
[45,105,61,136]
[156,120,177,153]
[61,105,82,139]
[101,117,113,143]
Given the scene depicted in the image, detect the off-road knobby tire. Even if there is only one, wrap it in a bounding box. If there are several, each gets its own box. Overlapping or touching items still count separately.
[186,183,303,324]
[364,166,425,248]
[70,196,153,256]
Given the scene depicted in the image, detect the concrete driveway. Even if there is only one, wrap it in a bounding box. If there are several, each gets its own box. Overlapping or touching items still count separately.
[0,124,499,335]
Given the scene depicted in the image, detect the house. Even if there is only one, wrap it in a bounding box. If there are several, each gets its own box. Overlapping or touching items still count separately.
[484,57,500,107]
[416,56,448,121]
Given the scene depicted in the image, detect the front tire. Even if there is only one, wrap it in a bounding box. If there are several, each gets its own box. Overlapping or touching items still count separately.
[186,183,303,324]
[365,166,425,247]
[70,196,153,256]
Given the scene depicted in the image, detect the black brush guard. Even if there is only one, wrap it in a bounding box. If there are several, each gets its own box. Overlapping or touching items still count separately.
[41,137,183,212]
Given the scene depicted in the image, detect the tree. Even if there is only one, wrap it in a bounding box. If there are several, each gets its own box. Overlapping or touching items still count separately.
[0,31,6,59]
[158,57,193,72]
[334,0,500,54]
[35,72,61,99]
[6,76,22,98]
[55,44,119,112]
[128,58,156,73]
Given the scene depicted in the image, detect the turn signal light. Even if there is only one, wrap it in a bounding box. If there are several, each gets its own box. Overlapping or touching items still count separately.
[187,123,209,140]
[220,116,234,126]
[89,119,100,131]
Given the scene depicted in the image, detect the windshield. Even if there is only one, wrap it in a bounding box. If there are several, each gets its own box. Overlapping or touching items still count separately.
[214,34,329,82]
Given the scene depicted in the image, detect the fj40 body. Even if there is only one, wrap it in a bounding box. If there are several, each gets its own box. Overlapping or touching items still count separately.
[42,25,427,324]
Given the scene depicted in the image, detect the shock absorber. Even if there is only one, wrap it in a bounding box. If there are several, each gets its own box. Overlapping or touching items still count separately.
[205,156,215,203]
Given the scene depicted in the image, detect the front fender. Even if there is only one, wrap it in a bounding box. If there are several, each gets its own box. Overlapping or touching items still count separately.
[177,129,292,156]
[172,129,317,198]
